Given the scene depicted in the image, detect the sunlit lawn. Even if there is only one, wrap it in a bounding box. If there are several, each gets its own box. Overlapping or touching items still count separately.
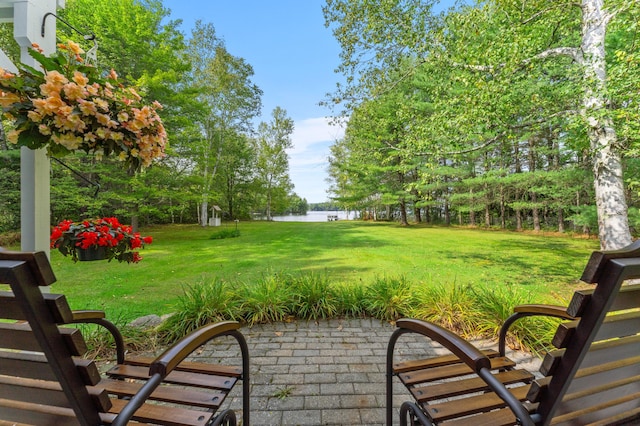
[49,221,600,321]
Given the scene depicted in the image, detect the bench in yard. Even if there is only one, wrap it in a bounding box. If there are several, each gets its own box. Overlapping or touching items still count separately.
[387,241,640,426]
[0,249,250,426]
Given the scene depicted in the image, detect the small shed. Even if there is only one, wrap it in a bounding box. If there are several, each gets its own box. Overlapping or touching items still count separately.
[209,205,222,227]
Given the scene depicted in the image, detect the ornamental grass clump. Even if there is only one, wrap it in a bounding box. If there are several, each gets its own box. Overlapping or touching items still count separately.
[50,217,152,263]
[158,278,241,344]
[290,272,338,320]
[364,275,416,321]
[0,41,167,172]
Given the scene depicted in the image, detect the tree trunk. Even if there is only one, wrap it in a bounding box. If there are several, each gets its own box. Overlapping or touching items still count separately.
[468,188,475,226]
[399,200,408,226]
[200,199,208,226]
[532,193,541,232]
[484,204,491,228]
[558,208,565,233]
[444,200,450,225]
[528,136,540,232]
[266,187,272,221]
[500,187,506,229]
[582,0,631,250]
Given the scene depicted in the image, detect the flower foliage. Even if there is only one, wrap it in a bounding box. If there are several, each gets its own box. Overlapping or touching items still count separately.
[0,41,167,172]
[50,217,152,263]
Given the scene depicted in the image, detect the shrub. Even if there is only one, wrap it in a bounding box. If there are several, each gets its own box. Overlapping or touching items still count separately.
[412,283,479,337]
[239,272,293,325]
[290,272,338,320]
[364,275,415,321]
[471,284,526,337]
[157,278,240,343]
[210,228,241,240]
[471,285,566,354]
[0,231,20,247]
[334,282,368,317]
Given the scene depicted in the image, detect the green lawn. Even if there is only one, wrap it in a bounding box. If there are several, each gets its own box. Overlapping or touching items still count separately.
[48,221,600,321]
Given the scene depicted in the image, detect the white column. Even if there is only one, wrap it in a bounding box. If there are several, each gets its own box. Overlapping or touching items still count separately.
[13,0,63,255]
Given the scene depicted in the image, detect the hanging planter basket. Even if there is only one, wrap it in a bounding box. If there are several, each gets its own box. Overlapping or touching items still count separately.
[50,217,153,263]
[76,246,107,261]
[0,42,167,173]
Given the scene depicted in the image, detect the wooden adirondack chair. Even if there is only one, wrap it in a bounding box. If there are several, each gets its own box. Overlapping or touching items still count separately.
[0,250,250,426]
[387,241,640,426]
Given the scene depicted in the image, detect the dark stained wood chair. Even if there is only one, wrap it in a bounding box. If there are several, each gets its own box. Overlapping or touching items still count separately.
[0,250,250,426]
[387,241,640,426]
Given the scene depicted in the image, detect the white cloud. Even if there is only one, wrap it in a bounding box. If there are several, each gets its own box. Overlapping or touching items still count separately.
[287,116,346,203]
[290,117,345,154]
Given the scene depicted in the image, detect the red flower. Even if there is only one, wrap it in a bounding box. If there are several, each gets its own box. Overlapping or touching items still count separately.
[130,234,142,249]
[58,220,72,231]
[50,227,62,241]
[78,231,98,249]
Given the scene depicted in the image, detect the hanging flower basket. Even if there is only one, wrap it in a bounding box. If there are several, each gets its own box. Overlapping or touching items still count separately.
[0,41,167,172]
[50,217,152,263]
[76,245,107,261]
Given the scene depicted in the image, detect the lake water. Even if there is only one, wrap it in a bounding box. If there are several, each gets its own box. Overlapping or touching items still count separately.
[270,210,357,222]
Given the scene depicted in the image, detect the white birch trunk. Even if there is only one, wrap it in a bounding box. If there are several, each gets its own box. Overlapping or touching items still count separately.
[200,123,224,226]
[200,155,210,226]
[582,0,632,250]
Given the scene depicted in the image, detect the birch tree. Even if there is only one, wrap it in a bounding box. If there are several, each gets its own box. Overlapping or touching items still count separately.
[184,22,262,226]
[254,107,294,220]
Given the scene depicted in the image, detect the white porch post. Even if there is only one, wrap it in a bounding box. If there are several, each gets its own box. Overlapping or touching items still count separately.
[4,0,64,255]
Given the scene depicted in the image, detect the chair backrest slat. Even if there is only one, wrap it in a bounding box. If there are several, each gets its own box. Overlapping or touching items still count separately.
[568,284,640,317]
[0,402,81,426]
[0,323,87,355]
[541,333,640,376]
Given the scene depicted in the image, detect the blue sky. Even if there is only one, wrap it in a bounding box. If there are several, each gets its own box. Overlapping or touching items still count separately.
[161,1,459,204]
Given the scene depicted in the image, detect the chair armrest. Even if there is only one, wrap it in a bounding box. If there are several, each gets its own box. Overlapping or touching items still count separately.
[396,318,491,373]
[498,304,575,356]
[150,321,242,376]
[69,310,125,364]
[71,310,106,321]
[513,304,574,319]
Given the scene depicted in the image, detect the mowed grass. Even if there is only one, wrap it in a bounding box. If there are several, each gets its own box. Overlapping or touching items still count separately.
[49,221,600,321]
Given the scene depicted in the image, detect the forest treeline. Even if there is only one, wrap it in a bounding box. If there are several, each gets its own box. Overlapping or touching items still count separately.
[2,0,639,245]
[323,0,640,246]
[0,0,306,232]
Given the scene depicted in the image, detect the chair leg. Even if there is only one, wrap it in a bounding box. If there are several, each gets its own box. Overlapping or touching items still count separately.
[399,401,434,426]
[388,327,412,425]
[226,329,250,426]
[211,408,237,426]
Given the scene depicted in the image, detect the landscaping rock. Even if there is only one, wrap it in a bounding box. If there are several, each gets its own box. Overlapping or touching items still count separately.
[128,314,162,329]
